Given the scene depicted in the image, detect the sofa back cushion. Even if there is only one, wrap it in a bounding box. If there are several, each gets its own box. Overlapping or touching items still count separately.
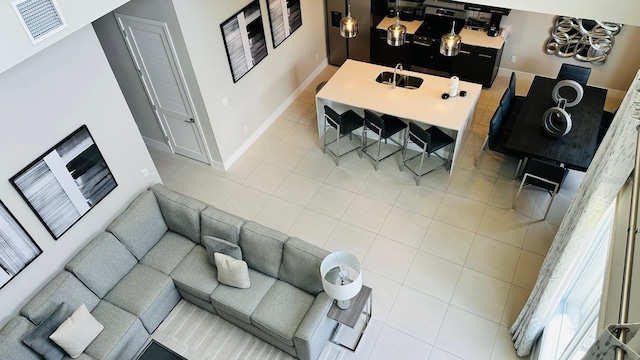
[0,317,40,360]
[279,237,329,295]
[200,207,245,244]
[238,221,288,278]
[107,190,167,259]
[21,271,100,325]
[150,184,208,244]
[66,232,138,298]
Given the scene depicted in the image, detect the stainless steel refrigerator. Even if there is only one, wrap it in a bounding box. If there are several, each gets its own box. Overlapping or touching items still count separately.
[325,0,371,65]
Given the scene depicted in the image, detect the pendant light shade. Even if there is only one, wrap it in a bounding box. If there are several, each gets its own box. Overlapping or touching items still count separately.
[440,21,462,56]
[340,4,358,38]
[387,19,407,46]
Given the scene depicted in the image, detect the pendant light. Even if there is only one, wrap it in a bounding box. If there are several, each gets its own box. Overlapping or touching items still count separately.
[387,18,407,46]
[340,4,358,38]
[440,21,462,56]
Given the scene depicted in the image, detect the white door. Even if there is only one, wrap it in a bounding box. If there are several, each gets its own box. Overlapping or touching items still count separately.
[116,13,209,163]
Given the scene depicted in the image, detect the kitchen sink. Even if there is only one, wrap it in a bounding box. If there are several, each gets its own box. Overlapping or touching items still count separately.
[375,72,423,89]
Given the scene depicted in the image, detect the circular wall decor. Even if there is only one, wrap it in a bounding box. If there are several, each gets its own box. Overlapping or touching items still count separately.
[545,17,622,64]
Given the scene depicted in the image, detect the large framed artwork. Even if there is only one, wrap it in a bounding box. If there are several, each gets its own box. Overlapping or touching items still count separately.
[221,1,268,83]
[10,125,117,239]
[267,0,302,48]
[0,201,42,289]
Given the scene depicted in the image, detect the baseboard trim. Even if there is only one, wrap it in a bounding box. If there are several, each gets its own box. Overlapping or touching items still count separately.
[221,59,329,170]
[144,136,171,152]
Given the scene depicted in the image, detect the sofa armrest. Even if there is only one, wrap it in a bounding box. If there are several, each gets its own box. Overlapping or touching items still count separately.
[293,292,337,360]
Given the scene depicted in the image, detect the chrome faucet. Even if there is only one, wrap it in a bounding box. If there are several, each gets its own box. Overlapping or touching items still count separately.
[392,63,403,89]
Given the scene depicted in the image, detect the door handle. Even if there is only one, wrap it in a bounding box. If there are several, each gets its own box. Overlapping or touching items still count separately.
[185,118,195,123]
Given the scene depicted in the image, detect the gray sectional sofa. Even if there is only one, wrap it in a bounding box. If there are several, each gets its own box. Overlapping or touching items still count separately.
[0,184,337,360]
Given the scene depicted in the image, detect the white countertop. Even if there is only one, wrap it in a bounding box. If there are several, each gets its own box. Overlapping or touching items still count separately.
[459,29,505,49]
[315,60,482,132]
[376,17,423,35]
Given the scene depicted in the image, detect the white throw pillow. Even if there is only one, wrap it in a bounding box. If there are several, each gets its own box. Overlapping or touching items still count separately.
[49,304,104,359]
[215,252,251,289]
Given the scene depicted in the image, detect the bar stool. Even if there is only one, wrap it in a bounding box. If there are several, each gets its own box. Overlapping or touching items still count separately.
[323,105,364,166]
[362,110,407,170]
[402,122,455,185]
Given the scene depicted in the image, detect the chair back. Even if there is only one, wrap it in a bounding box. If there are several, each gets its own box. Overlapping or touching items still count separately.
[408,122,430,150]
[364,110,385,134]
[324,105,341,129]
[557,63,591,86]
[487,105,503,149]
[499,88,512,117]
[509,72,517,99]
[524,158,568,191]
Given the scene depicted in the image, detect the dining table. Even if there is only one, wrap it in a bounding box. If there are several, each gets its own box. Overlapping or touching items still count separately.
[506,75,608,171]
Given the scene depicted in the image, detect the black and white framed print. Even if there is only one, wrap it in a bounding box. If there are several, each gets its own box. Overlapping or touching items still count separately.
[0,200,42,289]
[267,0,302,48]
[10,125,117,239]
[221,1,268,83]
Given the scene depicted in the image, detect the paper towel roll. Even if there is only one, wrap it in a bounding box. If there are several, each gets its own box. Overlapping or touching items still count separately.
[449,76,459,97]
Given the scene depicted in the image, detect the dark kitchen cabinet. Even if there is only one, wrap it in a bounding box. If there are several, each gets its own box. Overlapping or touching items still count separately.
[372,29,413,69]
[463,3,510,15]
[451,43,503,88]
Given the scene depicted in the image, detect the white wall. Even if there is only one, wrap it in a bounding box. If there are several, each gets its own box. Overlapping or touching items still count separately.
[170,0,327,164]
[0,0,130,74]
[500,10,640,91]
[0,25,161,328]
[465,0,640,26]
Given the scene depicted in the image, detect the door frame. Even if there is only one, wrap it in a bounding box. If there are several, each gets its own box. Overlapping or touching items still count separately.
[115,13,212,164]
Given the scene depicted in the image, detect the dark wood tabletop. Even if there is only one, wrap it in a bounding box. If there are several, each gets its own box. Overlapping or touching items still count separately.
[506,76,608,171]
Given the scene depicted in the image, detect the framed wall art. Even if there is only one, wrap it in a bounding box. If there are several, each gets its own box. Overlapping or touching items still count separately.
[221,1,268,83]
[267,0,302,48]
[10,125,117,239]
[0,200,42,289]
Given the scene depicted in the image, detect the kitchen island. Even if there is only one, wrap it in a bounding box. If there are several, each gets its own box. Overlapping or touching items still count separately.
[315,60,482,175]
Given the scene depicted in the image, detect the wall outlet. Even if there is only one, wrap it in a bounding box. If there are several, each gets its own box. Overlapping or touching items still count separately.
[222,97,228,107]
[510,56,517,63]
[243,125,248,133]
[142,168,149,177]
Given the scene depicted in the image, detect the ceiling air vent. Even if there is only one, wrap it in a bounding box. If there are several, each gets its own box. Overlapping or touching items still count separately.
[12,0,67,44]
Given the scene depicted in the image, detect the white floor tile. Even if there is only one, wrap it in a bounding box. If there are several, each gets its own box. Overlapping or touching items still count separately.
[394,185,446,219]
[501,286,530,327]
[293,151,337,182]
[420,220,475,265]
[379,207,432,249]
[336,319,384,360]
[434,193,486,232]
[386,286,448,345]
[404,251,463,303]
[341,195,392,233]
[362,236,417,283]
[369,325,432,360]
[362,272,402,323]
[192,175,239,207]
[447,168,497,203]
[435,306,499,360]
[359,170,405,205]
[323,222,376,262]
[274,173,322,206]
[429,348,463,360]
[220,185,270,220]
[523,221,558,256]
[451,268,511,323]
[465,235,521,283]
[243,163,290,194]
[490,325,520,360]
[307,184,356,220]
[476,205,530,248]
[512,250,544,291]
[263,142,308,170]
[253,197,303,233]
[287,209,337,248]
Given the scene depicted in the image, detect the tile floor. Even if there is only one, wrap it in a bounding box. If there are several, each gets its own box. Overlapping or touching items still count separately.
[148,66,592,360]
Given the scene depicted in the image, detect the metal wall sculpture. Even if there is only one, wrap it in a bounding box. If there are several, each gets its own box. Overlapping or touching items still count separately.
[545,17,623,65]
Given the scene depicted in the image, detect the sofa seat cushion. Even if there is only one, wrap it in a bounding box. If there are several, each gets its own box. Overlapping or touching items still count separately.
[200,207,245,244]
[104,264,180,332]
[150,184,208,244]
[0,316,41,360]
[21,271,100,325]
[66,232,138,298]
[22,302,73,360]
[279,237,329,295]
[170,245,219,302]
[251,281,315,347]
[84,301,148,360]
[239,221,288,278]
[107,190,167,260]
[140,231,195,275]
[210,268,276,324]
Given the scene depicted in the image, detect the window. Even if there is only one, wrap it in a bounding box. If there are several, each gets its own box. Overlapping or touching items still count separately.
[538,202,614,360]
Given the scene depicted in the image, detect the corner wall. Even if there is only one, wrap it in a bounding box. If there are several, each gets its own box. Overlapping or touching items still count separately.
[0,26,161,328]
[170,0,327,164]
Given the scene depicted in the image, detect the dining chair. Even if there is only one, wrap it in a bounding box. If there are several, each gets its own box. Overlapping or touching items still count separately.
[507,72,525,115]
[402,122,455,185]
[362,109,407,170]
[323,105,364,166]
[557,63,591,86]
[513,158,568,220]
[475,104,524,178]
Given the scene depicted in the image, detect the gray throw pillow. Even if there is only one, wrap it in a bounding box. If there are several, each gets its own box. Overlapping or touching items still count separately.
[202,235,242,266]
[22,302,73,360]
